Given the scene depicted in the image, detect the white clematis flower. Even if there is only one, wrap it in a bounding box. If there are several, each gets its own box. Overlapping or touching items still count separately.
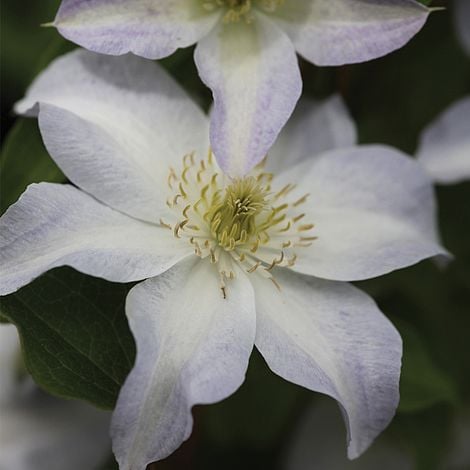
[1,50,447,469]
[416,96,470,184]
[52,0,432,175]
[0,324,110,470]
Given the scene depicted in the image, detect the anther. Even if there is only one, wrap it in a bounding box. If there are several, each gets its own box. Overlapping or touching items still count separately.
[159,218,172,230]
[293,194,309,207]
[182,205,191,218]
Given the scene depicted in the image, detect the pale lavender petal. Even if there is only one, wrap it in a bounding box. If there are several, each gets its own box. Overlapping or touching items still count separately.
[54,0,219,59]
[267,95,357,173]
[15,49,208,223]
[253,269,402,459]
[276,145,447,281]
[272,0,430,66]
[112,259,256,470]
[194,14,302,176]
[0,183,191,295]
[416,96,470,184]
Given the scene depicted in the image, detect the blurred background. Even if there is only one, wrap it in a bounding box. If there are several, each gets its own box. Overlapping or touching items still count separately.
[1,1,469,469]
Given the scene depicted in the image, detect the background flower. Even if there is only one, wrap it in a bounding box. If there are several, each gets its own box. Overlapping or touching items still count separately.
[416,96,470,184]
[0,324,111,470]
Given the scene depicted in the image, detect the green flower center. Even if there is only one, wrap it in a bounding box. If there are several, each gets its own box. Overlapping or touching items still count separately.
[207,177,269,249]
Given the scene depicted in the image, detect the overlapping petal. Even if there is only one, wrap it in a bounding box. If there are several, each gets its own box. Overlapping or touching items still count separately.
[277,145,446,281]
[195,15,302,176]
[0,183,191,296]
[15,49,209,223]
[253,269,402,459]
[267,95,357,173]
[271,0,430,66]
[54,0,219,59]
[416,96,470,184]
[112,258,256,469]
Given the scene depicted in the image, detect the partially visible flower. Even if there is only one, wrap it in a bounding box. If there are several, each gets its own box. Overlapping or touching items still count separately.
[1,50,447,470]
[455,0,470,56]
[52,0,432,175]
[416,96,470,184]
[0,324,110,470]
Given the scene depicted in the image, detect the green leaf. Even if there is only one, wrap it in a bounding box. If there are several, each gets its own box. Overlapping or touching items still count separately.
[0,268,136,409]
[0,118,65,215]
[396,318,458,413]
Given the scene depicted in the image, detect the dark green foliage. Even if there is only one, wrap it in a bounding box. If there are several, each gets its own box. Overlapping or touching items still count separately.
[0,268,135,409]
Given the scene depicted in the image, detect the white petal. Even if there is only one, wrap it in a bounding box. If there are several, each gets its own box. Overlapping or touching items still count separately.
[15,49,208,223]
[0,392,110,470]
[279,145,447,281]
[267,95,357,173]
[194,15,302,176]
[111,258,256,469]
[286,397,413,470]
[455,0,470,56]
[272,0,429,66]
[253,269,402,459]
[416,96,470,184]
[0,183,191,295]
[54,0,220,59]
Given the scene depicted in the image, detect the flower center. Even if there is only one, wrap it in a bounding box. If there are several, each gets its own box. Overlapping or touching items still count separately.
[161,151,316,297]
[202,0,285,23]
[207,177,268,249]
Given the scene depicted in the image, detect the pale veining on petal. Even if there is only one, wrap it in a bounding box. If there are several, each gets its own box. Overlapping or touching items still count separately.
[161,150,315,297]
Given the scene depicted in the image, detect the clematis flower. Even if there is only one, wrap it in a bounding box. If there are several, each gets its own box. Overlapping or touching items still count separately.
[52,0,432,174]
[0,324,110,470]
[1,50,446,469]
[416,96,470,184]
